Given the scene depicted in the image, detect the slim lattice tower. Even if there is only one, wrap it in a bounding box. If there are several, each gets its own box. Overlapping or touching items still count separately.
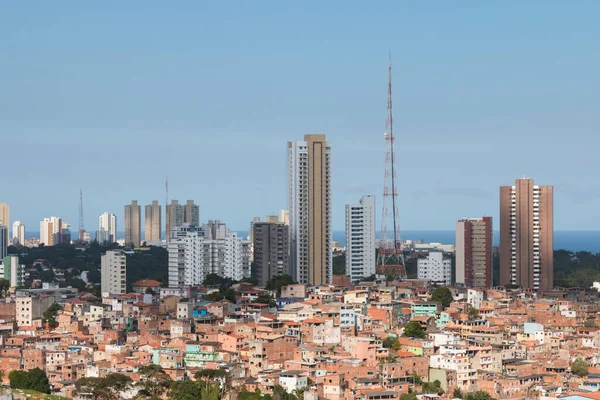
[78,189,86,241]
[376,57,407,279]
[165,177,168,240]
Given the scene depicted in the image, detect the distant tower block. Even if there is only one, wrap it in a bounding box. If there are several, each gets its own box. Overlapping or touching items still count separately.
[376,56,407,280]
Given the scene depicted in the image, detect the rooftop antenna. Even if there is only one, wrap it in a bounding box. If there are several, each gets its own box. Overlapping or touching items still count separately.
[78,189,85,241]
[165,177,169,240]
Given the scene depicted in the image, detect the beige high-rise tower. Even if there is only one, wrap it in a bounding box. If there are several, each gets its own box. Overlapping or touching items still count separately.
[500,178,553,291]
[124,201,141,247]
[288,134,332,286]
[166,200,183,241]
[183,200,200,226]
[0,203,9,240]
[145,201,162,242]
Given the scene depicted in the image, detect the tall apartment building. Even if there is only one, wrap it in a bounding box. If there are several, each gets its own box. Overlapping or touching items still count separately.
[101,250,127,296]
[1,256,25,287]
[345,195,376,283]
[12,221,25,245]
[456,217,493,288]
[166,200,184,240]
[500,178,553,291]
[417,252,451,286]
[252,222,290,286]
[288,134,332,286]
[53,221,71,245]
[183,200,200,226]
[98,212,117,243]
[168,224,250,287]
[0,226,6,260]
[124,201,141,247]
[0,203,9,240]
[39,217,63,246]
[145,200,162,242]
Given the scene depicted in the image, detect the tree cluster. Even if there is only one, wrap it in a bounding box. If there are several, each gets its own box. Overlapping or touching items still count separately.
[571,357,589,377]
[382,336,401,350]
[265,274,295,296]
[238,385,304,400]
[463,391,496,400]
[42,303,62,328]
[75,373,133,400]
[431,287,453,309]
[404,321,426,339]
[9,368,51,394]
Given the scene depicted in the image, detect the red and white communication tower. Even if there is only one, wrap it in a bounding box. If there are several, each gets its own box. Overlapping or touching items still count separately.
[376,56,407,280]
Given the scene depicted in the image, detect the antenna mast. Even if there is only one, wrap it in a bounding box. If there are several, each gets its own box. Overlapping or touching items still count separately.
[165,177,169,241]
[78,189,86,241]
[377,55,407,280]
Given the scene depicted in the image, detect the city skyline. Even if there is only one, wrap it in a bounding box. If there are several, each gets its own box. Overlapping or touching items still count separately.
[2,3,600,232]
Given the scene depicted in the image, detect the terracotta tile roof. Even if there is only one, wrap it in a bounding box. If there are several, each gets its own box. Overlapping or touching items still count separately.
[132,279,162,287]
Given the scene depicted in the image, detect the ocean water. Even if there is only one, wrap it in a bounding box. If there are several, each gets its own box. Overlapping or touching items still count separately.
[25,230,600,253]
[330,230,600,253]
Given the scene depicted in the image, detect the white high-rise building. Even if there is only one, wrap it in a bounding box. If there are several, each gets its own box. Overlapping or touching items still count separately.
[417,252,452,286]
[101,250,127,296]
[40,216,63,246]
[168,224,250,288]
[12,221,25,245]
[345,195,376,282]
[288,134,332,285]
[279,209,290,226]
[98,212,117,243]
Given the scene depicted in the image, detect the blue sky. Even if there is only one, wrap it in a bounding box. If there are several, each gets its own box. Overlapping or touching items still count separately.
[1,1,600,231]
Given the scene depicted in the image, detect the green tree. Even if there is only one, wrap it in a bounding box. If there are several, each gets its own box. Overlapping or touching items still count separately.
[404,321,426,339]
[42,303,62,328]
[66,277,87,291]
[421,379,443,394]
[75,377,112,400]
[453,387,463,398]
[431,287,453,309]
[241,276,259,286]
[571,357,589,377]
[27,368,51,394]
[332,254,346,276]
[585,319,598,328]
[254,293,276,307]
[0,279,10,298]
[272,385,301,400]
[87,269,101,284]
[382,336,401,350]
[126,246,168,291]
[168,380,223,400]
[265,274,295,296]
[75,374,133,400]
[468,306,480,320]
[400,394,418,400]
[138,364,171,399]
[195,369,228,381]
[8,370,29,390]
[463,391,496,400]
[238,389,264,400]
